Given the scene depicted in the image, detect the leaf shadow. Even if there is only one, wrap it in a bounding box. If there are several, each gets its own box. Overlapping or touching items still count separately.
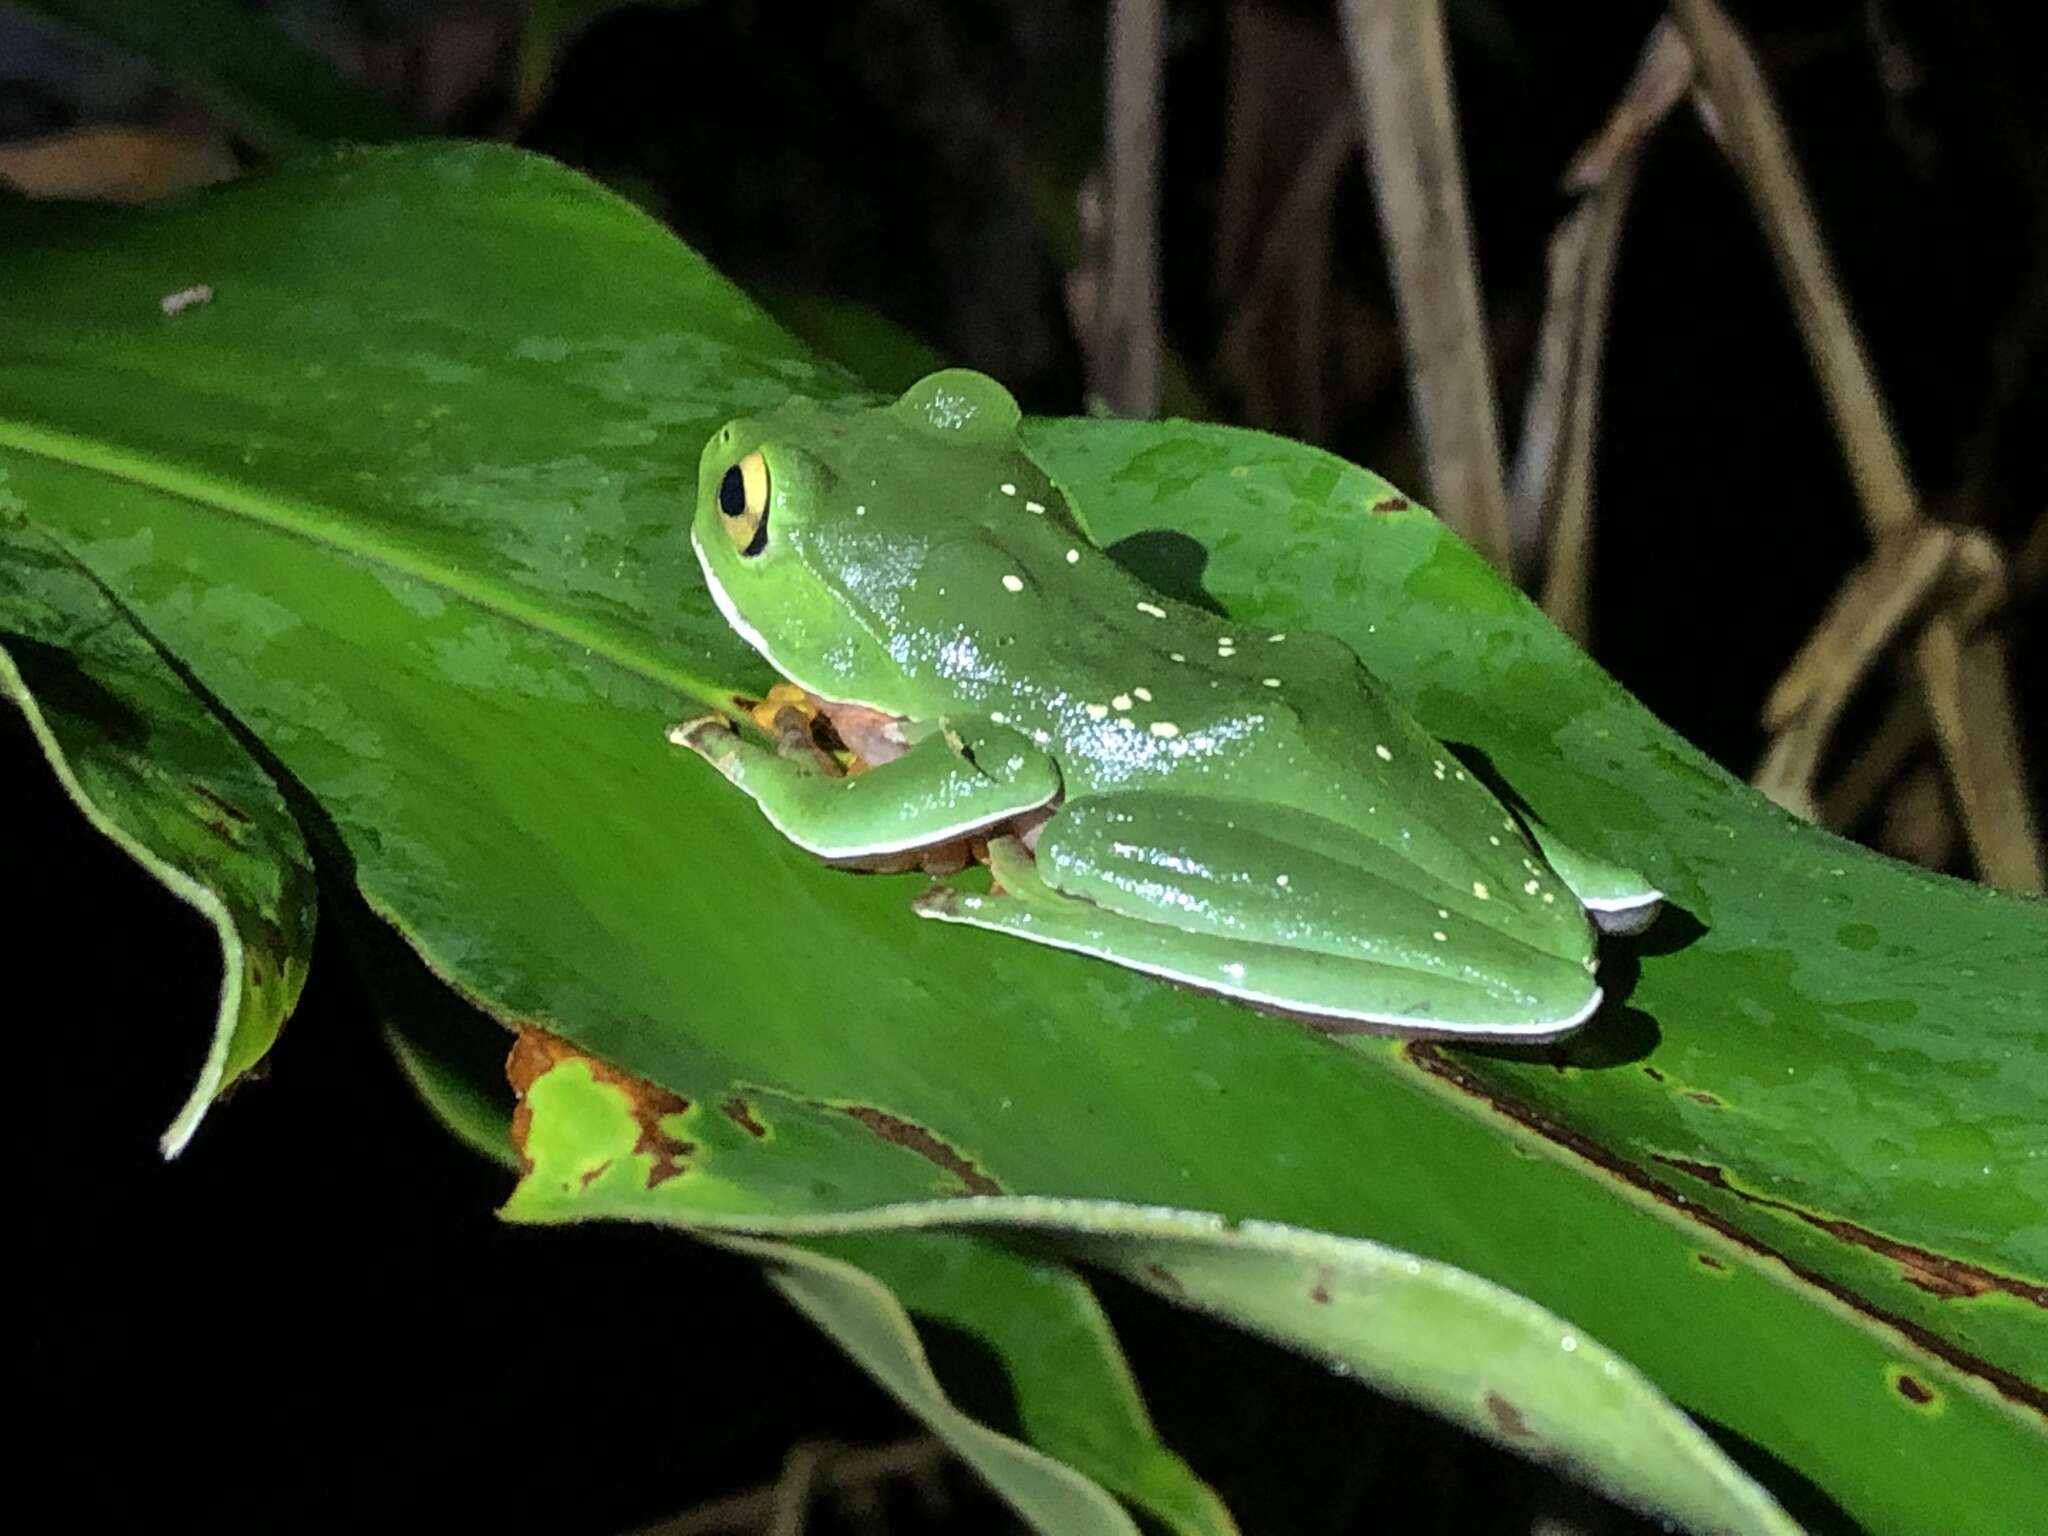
[2,630,152,751]
[1692,1413,1866,1536]
[1102,528,1231,617]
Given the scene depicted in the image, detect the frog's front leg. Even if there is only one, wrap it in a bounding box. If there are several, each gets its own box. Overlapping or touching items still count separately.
[668,713,1061,860]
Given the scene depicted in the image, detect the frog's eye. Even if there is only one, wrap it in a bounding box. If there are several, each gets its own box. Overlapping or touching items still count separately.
[717,450,770,557]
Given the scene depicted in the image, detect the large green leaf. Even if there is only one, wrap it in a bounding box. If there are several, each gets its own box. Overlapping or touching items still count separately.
[506,1048,1793,1534]
[2,145,2042,1532]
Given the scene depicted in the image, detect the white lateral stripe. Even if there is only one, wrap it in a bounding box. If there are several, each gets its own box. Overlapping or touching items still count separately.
[692,527,835,701]
[1581,888,1664,912]
[918,904,1603,1037]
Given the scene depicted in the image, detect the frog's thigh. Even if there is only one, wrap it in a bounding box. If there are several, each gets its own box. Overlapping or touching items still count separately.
[1514,814,1665,935]
[918,816,1600,1039]
[670,716,1059,859]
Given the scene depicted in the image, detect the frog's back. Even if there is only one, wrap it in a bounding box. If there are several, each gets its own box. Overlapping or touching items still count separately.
[937,498,1590,935]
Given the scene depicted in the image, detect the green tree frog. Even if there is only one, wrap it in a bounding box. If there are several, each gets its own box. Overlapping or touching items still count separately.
[671,370,1661,1039]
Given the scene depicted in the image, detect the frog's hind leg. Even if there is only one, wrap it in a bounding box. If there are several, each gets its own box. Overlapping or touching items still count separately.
[1515,816,1664,936]
[915,828,1602,1040]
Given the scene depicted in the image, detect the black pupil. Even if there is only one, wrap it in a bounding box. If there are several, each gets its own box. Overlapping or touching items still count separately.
[718,465,747,518]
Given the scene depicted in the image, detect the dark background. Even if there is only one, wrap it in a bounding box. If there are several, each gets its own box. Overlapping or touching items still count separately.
[9,1,2039,1531]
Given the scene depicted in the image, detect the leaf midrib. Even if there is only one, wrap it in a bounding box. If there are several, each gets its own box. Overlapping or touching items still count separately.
[0,416,733,703]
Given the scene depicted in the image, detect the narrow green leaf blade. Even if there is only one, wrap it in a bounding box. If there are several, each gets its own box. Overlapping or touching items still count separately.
[814,1232,1238,1536]
[0,520,314,1152]
[736,1236,1144,1536]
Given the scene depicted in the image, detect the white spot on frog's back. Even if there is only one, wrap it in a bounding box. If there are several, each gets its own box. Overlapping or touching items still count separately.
[999,482,1017,496]
[1063,710,1260,789]
[1136,601,1167,619]
[1001,573,1025,593]
[1374,744,1394,761]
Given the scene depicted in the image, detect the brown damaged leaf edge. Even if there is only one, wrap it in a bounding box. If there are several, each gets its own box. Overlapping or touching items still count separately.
[1371,495,1412,513]
[1403,1043,2048,1417]
[1142,1263,1185,1297]
[721,1096,769,1138]
[1651,1155,2048,1305]
[839,1105,1002,1196]
[507,1026,695,1188]
[1485,1392,1536,1440]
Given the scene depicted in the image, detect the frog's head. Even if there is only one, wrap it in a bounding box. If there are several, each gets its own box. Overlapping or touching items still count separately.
[690,369,1029,714]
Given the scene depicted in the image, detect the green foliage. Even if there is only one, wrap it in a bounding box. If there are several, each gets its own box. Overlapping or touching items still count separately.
[12,0,415,152]
[2,144,2041,1533]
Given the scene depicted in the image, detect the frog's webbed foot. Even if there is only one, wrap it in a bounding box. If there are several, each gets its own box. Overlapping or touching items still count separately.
[1516,817,1664,935]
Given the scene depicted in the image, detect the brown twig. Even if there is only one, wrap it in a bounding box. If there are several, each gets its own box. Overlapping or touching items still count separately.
[1820,686,1927,832]
[1671,0,2044,891]
[1753,525,2001,819]
[632,1437,954,1536]
[1214,104,1355,437]
[1335,0,1513,572]
[1513,22,1690,628]
[1095,0,1166,417]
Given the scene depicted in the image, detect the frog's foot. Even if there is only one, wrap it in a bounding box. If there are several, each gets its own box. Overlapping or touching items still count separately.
[1516,819,1664,936]
[916,833,1603,1040]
